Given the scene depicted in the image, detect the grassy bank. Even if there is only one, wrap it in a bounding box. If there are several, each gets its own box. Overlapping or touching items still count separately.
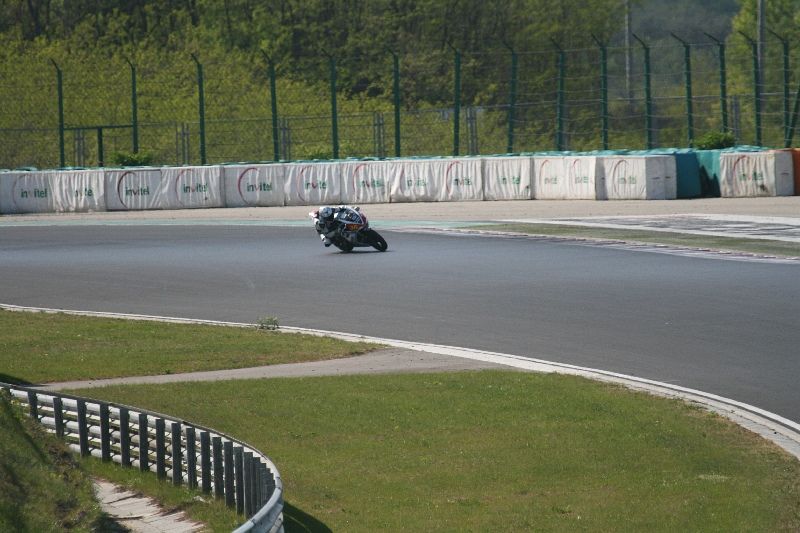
[0,310,380,384]
[0,391,105,531]
[75,373,800,532]
[471,223,800,258]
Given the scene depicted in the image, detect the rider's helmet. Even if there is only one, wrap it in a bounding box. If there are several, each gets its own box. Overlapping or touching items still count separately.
[319,206,333,221]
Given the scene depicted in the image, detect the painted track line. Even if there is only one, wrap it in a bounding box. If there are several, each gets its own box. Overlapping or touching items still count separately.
[3,302,799,460]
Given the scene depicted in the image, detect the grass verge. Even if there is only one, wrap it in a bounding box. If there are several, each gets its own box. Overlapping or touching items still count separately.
[72,372,800,532]
[0,391,105,531]
[0,310,381,384]
[469,223,800,258]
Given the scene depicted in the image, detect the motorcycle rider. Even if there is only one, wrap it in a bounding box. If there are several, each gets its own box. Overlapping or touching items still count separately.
[312,205,359,247]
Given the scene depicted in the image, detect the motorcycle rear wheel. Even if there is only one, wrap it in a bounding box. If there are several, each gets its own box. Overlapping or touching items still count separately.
[365,229,388,252]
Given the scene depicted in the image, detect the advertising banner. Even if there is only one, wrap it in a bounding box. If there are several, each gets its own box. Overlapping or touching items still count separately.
[0,170,105,214]
[159,166,225,209]
[533,156,566,199]
[222,164,285,207]
[719,150,794,197]
[284,162,342,206]
[482,156,533,200]
[389,158,482,202]
[104,167,168,211]
[599,156,676,200]
[339,161,391,204]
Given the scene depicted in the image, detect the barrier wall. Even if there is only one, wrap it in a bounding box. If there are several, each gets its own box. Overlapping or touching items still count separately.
[389,158,483,202]
[534,156,602,200]
[719,150,794,197]
[482,156,533,200]
[284,162,342,206]
[0,169,105,214]
[2,150,796,214]
[599,155,676,200]
[339,160,391,204]
[222,164,286,207]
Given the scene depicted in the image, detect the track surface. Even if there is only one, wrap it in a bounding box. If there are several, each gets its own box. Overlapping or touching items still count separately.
[1,224,799,422]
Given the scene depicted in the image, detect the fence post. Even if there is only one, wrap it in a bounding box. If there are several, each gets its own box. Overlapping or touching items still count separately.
[50,60,65,168]
[633,34,653,149]
[322,50,339,160]
[261,52,281,162]
[671,33,694,147]
[388,48,402,158]
[77,400,89,457]
[447,43,461,157]
[739,32,762,146]
[243,452,254,516]
[155,418,166,479]
[212,436,224,500]
[171,422,182,486]
[120,408,130,467]
[224,440,235,508]
[552,40,565,151]
[503,41,518,153]
[138,413,149,471]
[190,54,207,164]
[27,391,38,419]
[53,397,64,438]
[200,431,212,493]
[235,447,245,514]
[125,58,139,153]
[705,33,729,133]
[591,35,609,150]
[768,30,791,146]
[186,427,197,489]
[786,82,800,147]
[100,404,111,461]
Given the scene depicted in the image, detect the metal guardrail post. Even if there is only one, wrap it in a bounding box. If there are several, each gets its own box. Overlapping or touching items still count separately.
[138,413,149,471]
[186,427,197,489]
[120,408,130,467]
[53,397,64,438]
[171,422,182,486]
[200,431,212,493]
[156,418,166,479]
[77,400,89,457]
[212,436,224,499]
[27,391,38,419]
[224,440,235,508]
[235,447,245,515]
[100,404,111,461]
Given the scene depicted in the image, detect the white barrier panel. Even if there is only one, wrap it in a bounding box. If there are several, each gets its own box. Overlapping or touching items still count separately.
[533,156,565,199]
[719,150,794,197]
[339,161,390,204]
[482,157,533,200]
[284,162,342,206]
[222,164,285,207]
[389,158,483,202]
[599,156,676,200]
[564,156,601,199]
[159,166,225,209]
[0,170,105,214]
[104,168,167,211]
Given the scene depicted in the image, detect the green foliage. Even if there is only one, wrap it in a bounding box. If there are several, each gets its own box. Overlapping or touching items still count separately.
[0,391,102,531]
[111,150,155,166]
[256,315,279,331]
[695,131,736,150]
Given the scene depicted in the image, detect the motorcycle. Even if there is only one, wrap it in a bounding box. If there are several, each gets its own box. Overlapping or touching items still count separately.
[310,206,388,253]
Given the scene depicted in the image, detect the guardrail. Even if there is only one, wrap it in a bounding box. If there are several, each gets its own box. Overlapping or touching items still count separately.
[0,382,284,533]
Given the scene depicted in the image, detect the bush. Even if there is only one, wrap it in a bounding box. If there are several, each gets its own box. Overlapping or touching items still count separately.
[695,131,735,150]
[111,150,155,167]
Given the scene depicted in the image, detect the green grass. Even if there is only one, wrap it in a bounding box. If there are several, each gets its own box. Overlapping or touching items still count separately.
[470,223,800,258]
[72,373,800,533]
[0,310,381,384]
[0,391,106,532]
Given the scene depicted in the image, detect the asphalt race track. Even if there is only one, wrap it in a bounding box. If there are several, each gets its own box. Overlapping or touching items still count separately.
[1,224,799,422]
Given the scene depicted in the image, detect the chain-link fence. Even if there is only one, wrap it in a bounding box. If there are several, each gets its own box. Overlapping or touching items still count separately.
[1,39,797,170]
